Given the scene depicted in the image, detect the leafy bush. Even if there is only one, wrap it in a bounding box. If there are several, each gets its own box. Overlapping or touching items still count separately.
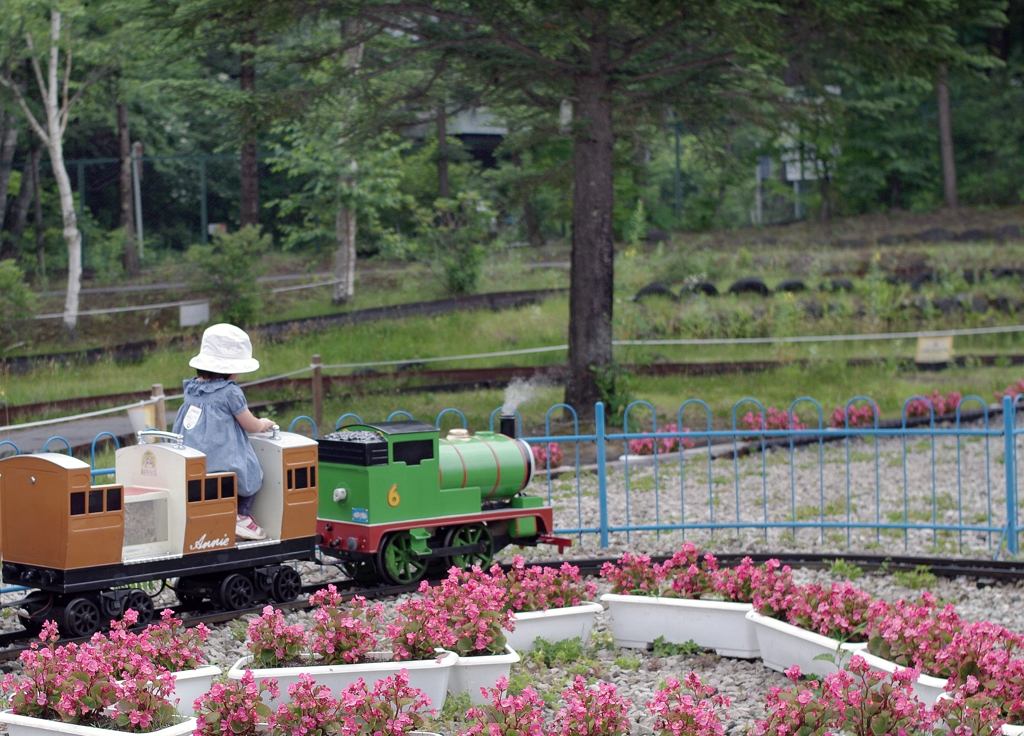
[0,259,35,344]
[186,226,269,324]
[415,191,493,295]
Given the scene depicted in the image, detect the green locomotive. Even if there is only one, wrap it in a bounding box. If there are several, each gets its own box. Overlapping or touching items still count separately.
[315,418,565,584]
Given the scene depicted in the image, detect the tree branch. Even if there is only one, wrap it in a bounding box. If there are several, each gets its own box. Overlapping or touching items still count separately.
[0,75,49,144]
[623,52,735,84]
[611,11,684,69]
[60,64,115,136]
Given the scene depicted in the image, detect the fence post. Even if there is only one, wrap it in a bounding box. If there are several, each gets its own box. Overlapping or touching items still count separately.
[151,384,166,431]
[311,355,323,430]
[1006,395,1018,555]
[596,401,608,548]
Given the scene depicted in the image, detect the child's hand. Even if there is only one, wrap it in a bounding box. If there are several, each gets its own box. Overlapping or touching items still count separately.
[258,418,276,432]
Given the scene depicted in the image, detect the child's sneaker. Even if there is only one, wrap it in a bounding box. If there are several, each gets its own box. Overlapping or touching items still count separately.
[236,514,266,541]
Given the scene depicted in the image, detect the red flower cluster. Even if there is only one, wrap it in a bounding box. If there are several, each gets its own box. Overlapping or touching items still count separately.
[906,390,963,417]
[740,407,807,432]
[830,402,879,428]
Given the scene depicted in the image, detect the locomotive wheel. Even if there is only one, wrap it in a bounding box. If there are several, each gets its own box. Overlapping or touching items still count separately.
[62,597,101,638]
[444,523,494,571]
[271,567,302,603]
[126,589,155,626]
[217,574,255,610]
[377,531,428,585]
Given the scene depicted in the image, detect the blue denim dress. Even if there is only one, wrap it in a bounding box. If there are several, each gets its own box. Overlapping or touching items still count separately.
[172,378,263,500]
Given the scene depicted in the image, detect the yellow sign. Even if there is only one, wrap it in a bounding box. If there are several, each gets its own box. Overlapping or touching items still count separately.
[916,336,954,364]
[387,484,401,507]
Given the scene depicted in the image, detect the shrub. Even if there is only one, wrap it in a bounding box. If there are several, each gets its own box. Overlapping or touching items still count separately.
[194,671,278,736]
[783,582,874,640]
[337,671,433,735]
[647,672,730,736]
[387,567,512,660]
[269,673,344,736]
[600,552,661,596]
[497,556,597,613]
[864,593,959,675]
[186,225,270,324]
[415,191,493,295]
[740,407,807,432]
[906,390,962,417]
[0,259,35,344]
[997,380,1024,401]
[532,442,564,468]
[658,543,717,599]
[628,423,695,456]
[830,402,878,428]
[464,675,546,736]
[308,589,382,665]
[246,606,308,668]
[553,676,631,736]
[750,558,799,619]
[753,657,935,736]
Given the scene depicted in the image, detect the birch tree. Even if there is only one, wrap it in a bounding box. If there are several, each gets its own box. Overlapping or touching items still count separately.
[0,6,112,333]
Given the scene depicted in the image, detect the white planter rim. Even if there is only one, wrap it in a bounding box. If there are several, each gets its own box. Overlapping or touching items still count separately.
[228,650,458,679]
[512,601,603,622]
[456,645,520,667]
[601,593,751,612]
[0,711,197,736]
[745,610,866,649]
[853,650,950,688]
[172,665,222,681]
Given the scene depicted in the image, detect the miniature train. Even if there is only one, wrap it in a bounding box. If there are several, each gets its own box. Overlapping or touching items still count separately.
[0,416,564,637]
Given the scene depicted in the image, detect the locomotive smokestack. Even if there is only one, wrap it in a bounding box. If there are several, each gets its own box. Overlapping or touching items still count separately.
[499,414,517,438]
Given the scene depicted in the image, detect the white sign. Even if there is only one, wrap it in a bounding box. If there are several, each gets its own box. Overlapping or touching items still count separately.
[180,301,210,327]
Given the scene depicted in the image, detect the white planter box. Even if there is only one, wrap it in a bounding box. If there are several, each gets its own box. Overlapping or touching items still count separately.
[167,665,221,717]
[746,611,863,678]
[504,602,603,653]
[1003,726,1024,735]
[602,594,760,658]
[851,650,948,704]
[448,646,520,705]
[228,651,457,711]
[0,711,196,736]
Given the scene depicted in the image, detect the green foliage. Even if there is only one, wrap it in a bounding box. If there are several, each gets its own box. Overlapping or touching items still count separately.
[0,260,36,345]
[186,226,270,325]
[613,655,641,671]
[652,637,702,657]
[592,362,637,425]
[528,637,585,667]
[626,199,647,248]
[828,559,865,581]
[893,565,938,590]
[415,191,494,295]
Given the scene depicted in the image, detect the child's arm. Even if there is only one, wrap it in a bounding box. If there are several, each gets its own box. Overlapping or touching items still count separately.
[234,409,276,433]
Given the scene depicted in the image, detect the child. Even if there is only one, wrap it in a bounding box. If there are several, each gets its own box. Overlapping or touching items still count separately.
[172,323,275,541]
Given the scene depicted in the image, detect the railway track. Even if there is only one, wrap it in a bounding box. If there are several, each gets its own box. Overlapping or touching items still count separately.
[0,550,1019,663]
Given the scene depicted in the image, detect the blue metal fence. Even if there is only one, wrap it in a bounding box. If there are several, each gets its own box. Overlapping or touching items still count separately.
[3,393,1021,559]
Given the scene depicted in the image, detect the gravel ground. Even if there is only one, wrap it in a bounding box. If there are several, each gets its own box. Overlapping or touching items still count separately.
[511,422,1014,562]
[183,563,1024,736]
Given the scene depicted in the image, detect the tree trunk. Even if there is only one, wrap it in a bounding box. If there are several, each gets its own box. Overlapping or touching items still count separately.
[118,101,139,276]
[9,147,35,238]
[0,112,18,257]
[524,197,544,246]
[332,194,356,306]
[564,73,615,417]
[437,106,449,198]
[48,137,81,332]
[33,145,44,284]
[239,29,259,227]
[937,64,958,210]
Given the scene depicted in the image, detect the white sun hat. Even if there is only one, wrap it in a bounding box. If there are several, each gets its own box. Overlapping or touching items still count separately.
[188,323,261,375]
